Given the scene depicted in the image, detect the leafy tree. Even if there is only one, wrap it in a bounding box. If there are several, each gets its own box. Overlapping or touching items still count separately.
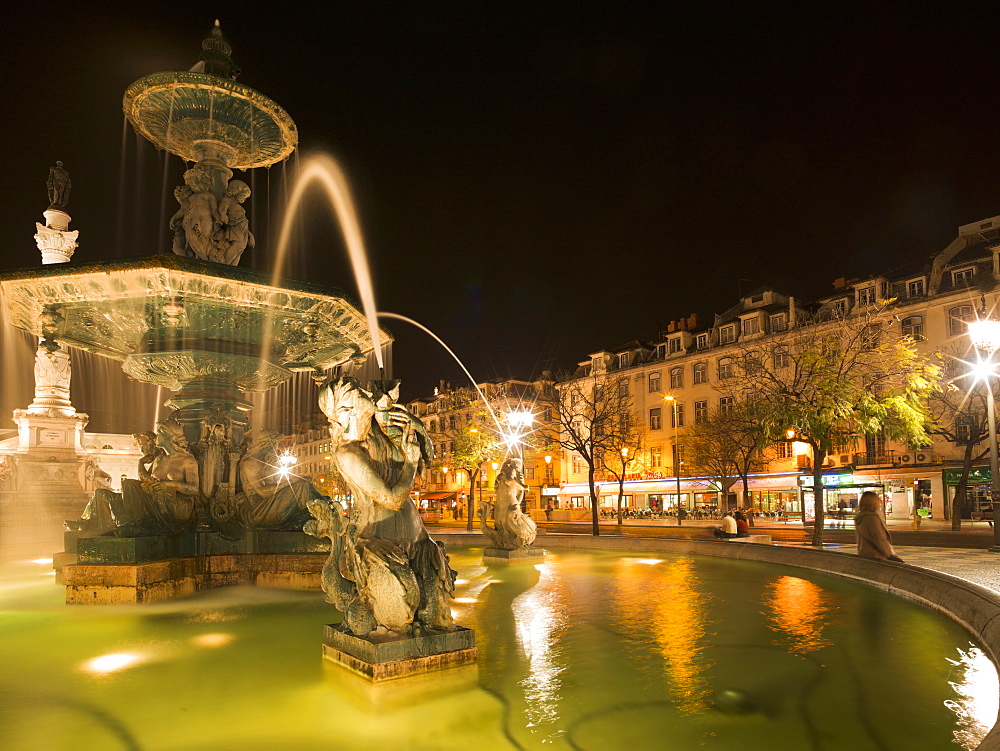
[537,371,636,536]
[720,303,940,546]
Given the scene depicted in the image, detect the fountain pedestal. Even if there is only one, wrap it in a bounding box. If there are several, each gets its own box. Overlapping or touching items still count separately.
[322,625,477,681]
[483,547,546,565]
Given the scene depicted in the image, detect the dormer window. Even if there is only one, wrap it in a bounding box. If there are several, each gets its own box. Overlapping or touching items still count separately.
[857,286,877,306]
[668,338,682,354]
[742,317,760,336]
[907,278,925,298]
[953,267,975,287]
[749,293,764,304]
[719,325,736,344]
[769,313,787,332]
[833,299,848,316]
[695,333,708,350]
[654,343,666,359]
[617,352,630,368]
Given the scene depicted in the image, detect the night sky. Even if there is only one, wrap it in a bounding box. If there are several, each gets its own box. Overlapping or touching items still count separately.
[3,1,1000,421]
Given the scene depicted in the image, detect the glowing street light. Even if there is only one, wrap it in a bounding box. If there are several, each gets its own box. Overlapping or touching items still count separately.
[969,318,1000,552]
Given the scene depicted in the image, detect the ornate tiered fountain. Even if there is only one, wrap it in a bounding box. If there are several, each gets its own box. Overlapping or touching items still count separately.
[0,24,391,598]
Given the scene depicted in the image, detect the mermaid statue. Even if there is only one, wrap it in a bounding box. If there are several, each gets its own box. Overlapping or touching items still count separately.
[479,456,537,549]
[306,376,457,639]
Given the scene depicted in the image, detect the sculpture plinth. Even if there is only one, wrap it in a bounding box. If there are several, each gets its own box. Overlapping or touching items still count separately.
[483,546,546,565]
[322,625,477,681]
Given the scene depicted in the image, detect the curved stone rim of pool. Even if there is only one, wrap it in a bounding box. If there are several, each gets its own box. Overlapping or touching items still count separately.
[444,533,1000,751]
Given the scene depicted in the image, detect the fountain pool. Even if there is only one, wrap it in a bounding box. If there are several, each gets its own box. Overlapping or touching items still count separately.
[0,548,991,750]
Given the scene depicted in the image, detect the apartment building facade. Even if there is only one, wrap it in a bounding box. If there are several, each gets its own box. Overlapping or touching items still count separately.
[553,215,1000,522]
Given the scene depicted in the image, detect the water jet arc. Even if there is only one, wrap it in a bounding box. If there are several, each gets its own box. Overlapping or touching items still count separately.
[273,154,383,369]
[377,312,501,431]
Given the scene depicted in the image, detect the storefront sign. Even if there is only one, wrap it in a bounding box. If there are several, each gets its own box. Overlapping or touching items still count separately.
[943,467,992,485]
[798,473,854,488]
[541,487,560,496]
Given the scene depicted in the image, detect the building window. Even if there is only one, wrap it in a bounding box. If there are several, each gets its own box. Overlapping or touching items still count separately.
[694,400,708,424]
[648,372,661,392]
[449,416,457,430]
[957,414,976,444]
[769,313,787,332]
[719,325,736,344]
[572,455,585,474]
[907,278,925,298]
[773,346,789,369]
[693,362,708,384]
[672,444,685,471]
[861,324,880,351]
[654,343,666,359]
[719,396,735,414]
[669,366,683,389]
[949,305,976,336]
[618,378,629,397]
[695,333,709,350]
[953,268,975,287]
[857,286,877,306]
[670,403,684,428]
[775,441,792,459]
[668,337,682,353]
[901,316,923,340]
[650,446,662,467]
[718,357,735,379]
[649,408,662,430]
[742,317,760,336]
[525,466,535,480]
[833,299,848,317]
[618,352,631,368]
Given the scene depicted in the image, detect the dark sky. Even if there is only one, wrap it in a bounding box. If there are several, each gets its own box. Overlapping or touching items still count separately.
[4,1,1000,418]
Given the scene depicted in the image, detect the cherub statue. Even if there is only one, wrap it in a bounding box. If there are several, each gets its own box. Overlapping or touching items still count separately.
[168,185,193,256]
[216,179,254,265]
[180,168,218,260]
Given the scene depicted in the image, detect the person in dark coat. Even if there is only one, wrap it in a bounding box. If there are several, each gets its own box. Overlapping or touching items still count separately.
[854,491,903,562]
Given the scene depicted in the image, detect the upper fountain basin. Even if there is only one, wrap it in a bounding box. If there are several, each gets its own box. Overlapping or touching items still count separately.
[123,71,298,169]
[0,255,391,392]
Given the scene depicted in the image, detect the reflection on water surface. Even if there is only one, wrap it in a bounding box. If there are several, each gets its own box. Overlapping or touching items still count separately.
[0,550,994,750]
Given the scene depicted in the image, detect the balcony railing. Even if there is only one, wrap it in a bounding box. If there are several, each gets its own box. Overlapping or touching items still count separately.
[853,450,895,467]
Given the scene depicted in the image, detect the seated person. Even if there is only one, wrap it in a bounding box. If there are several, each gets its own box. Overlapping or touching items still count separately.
[734,510,750,537]
[712,512,739,539]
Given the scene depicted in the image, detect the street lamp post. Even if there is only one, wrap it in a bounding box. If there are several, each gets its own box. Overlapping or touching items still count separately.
[664,395,682,519]
[968,319,1000,552]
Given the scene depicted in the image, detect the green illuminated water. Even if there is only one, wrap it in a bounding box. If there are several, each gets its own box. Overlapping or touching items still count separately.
[0,548,993,750]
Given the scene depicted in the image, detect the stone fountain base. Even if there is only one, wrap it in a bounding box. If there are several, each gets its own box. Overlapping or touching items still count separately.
[58,529,330,603]
[322,625,477,681]
[483,546,546,565]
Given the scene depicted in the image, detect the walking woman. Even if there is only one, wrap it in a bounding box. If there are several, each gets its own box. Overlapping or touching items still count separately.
[855,491,904,562]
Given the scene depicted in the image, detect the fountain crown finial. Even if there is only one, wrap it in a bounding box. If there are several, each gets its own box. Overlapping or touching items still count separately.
[199,21,239,80]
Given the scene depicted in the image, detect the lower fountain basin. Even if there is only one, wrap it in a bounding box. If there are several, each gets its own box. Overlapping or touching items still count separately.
[0,546,992,750]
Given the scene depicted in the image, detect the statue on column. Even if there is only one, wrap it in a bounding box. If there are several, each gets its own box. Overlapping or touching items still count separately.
[309,376,457,638]
[34,346,71,392]
[47,161,71,208]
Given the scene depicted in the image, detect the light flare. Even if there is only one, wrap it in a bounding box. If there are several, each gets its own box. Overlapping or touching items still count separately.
[81,652,142,674]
